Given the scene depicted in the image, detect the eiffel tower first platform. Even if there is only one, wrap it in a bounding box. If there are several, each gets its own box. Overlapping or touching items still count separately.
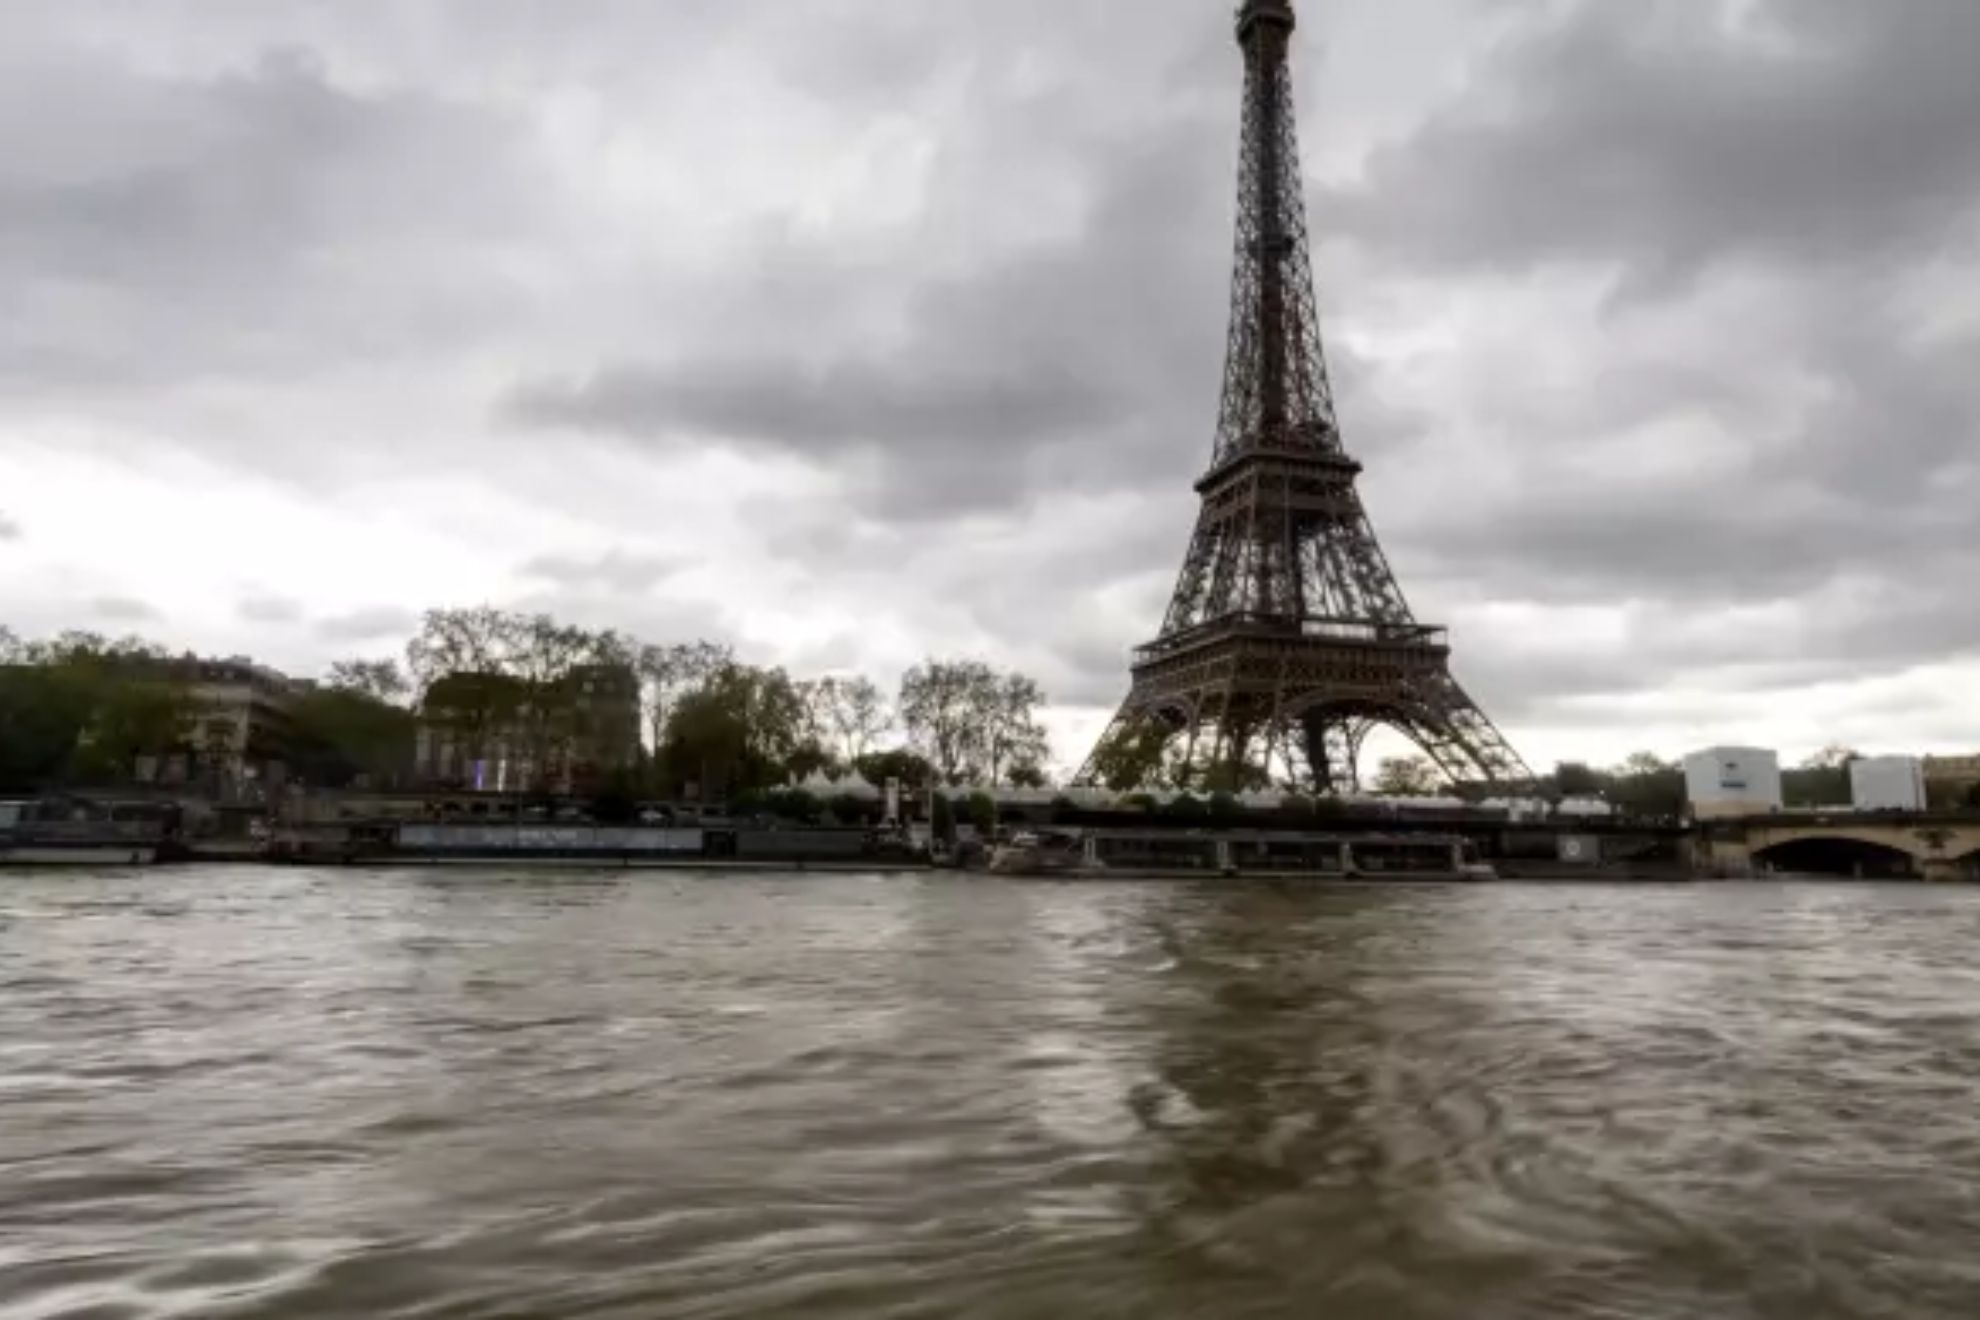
[1077,0,1532,796]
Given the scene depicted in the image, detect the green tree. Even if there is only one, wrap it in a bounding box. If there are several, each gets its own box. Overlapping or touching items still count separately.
[0,662,99,790]
[1087,721,1173,793]
[288,686,416,789]
[853,748,937,791]
[1553,761,1604,797]
[1608,751,1684,820]
[1008,762,1050,790]
[636,640,733,758]
[966,790,998,836]
[660,663,810,799]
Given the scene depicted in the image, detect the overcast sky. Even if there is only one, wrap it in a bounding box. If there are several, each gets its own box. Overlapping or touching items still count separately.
[3,0,1977,773]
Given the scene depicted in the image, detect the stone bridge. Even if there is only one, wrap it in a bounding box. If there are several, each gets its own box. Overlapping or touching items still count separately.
[1697,813,1980,882]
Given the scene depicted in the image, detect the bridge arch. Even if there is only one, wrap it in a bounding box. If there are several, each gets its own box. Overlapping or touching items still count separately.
[1753,835,1921,879]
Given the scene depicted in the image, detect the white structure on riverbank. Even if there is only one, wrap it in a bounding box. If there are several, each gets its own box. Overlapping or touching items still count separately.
[1683,747,1783,820]
[1849,756,1926,812]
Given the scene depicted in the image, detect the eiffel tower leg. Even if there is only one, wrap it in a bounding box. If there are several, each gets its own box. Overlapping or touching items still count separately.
[1299,711,1359,796]
[1407,675,1535,793]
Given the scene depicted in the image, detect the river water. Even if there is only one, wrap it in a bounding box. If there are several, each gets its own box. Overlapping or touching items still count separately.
[4,869,1980,1319]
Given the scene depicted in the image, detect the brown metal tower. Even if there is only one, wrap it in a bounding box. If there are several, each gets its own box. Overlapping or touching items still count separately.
[1077,0,1531,795]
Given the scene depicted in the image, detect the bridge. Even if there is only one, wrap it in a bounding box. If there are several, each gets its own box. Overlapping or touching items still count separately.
[1696,813,1980,881]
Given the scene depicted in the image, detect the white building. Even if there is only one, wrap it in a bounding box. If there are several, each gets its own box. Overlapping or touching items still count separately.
[1683,747,1783,820]
[1849,756,1926,813]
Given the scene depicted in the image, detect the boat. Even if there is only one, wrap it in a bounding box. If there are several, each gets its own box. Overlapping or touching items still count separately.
[986,826,1495,881]
[0,797,173,867]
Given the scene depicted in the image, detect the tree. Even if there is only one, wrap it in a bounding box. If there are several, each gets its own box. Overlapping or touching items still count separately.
[405,606,516,695]
[900,659,996,784]
[289,686,416,789]
[853,748,937,791]
[1553,761,1603,797]
[982,672,1050,788]
[636,640,732,756]
[1608,752,1684,820]
[327,658,409,704]
[1164,792,1208,819]
[1373,756,1438,797]
[1087,721,1174,793]
[816,675,892,764]
[966,790,998,836]
[0,662,99,790]
[1008,762,1050,790]
[1803,745,1861,770]
[660,663,810,799]
[1201,757,1270,794]
[72,678,196,785]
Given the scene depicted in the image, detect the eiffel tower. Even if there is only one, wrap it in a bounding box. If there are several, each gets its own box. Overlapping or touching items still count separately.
[1078,0,1531,795]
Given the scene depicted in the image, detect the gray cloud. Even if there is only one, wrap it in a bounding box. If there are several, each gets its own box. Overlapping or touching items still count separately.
[518,550,680,595]
[0,511,18,541]
[1324,0,1980,288]
[90,595,161,624]
[236,594,303,625]
[0,40,553,408]
[2,0,1977,766]
[315,607,419,644]
[502,32,1239,520]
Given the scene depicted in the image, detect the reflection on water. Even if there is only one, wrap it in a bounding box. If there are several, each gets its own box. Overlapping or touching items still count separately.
[4,870,1980,1318]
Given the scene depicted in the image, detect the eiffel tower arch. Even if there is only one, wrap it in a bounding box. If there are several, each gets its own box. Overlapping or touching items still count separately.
[1077,0,1531,796]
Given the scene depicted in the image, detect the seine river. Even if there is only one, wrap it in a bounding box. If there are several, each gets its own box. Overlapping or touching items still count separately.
[5,868,1980,1319]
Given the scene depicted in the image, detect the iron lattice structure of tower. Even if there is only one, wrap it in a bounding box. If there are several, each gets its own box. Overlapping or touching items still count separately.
[1078,0,1531,795]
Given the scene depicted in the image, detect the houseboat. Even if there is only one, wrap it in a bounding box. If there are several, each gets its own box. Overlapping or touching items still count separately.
[0,797,175,867]
[986,826,1495,881]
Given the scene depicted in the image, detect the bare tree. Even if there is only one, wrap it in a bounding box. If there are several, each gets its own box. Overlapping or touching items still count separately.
[1373,756,1439,797]
[816,675,892,765]
[405,606,517,696]
[983,673,1049,788]
[326,658,410,704]
[900,659,998,785]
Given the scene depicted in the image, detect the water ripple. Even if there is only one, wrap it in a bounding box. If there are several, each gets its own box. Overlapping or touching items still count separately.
[4,871,1980,1317]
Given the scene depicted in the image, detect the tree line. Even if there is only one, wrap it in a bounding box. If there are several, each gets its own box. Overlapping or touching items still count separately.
[0,612,1054,799]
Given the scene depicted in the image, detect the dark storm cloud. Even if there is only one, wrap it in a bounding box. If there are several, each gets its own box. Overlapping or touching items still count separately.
[504,22,1241,519]
[1324,0,1980,285]
[1293,0,1980,728]
[5,0,1975,758]
[0,42,549,396]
